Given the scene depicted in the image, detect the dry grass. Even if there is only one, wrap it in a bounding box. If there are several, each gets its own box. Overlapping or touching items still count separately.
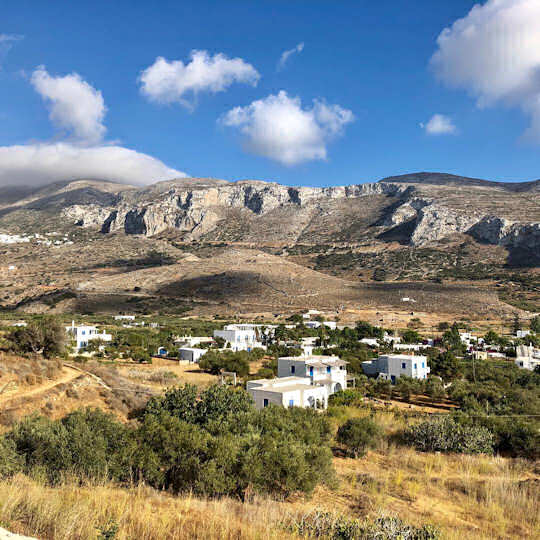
[0,447,537,540]
[319,450,539,540]
[0,475,298,540]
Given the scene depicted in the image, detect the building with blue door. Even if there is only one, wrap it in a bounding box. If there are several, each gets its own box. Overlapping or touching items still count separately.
[246,376,328,410]
[361,354,430,382]
[277,355,348,396]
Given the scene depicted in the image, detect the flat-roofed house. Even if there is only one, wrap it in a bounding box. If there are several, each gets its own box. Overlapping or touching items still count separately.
[247,377,328,410]
[515,345,540,371]
[214,324,266,352]
[65,321,112,351]
[277,355,347,395]
[178,347,207,363]
[362,354,429,383]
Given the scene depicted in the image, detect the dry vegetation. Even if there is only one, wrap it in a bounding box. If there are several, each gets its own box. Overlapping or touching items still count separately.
[0,445,537,540]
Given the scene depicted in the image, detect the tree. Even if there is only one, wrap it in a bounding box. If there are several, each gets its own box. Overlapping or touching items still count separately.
[530,315,540,334]
[336,417,382,458]
[483,330,500,345]
[430,351,462,382]
[443,323,465,354]
[11,317,66,358]
[401,329,421,344]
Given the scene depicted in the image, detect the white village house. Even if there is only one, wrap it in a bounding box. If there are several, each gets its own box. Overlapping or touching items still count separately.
[213,324,267,352]
[65,321,112,351]
[278,355,348,394]
[178,347,207,363]
[247,377,328,410]
[515,345,540,371]
[361,354,430,383]
[247,355,348,410]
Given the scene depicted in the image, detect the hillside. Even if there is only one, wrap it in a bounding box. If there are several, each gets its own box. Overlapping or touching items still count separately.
[0,172,537,318]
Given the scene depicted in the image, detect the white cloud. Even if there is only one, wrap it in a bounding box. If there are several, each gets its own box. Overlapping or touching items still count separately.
[221,90,354,165]
[422,114,457,135]
[277,42,304,71]
[0,143,185,186]
[30,66,107,145]
[430,0,540,140]
[139,50,260,108]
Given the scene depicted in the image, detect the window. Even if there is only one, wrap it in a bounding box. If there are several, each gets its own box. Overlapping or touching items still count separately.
[288,399,294,407]
[291,365,295,374]
[263,399,269,407]
[422,362,425,368]
[401,362,406,369]
[326,366,331,374]
[414,363,417,369]
[309,366,314,376]
[82,330,86,335]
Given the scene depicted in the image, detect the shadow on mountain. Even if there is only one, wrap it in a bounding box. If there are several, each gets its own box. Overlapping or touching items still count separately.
[157,271,270,300]
[505,246,540,268]
[0,187,117,218]
[376,219,416,245]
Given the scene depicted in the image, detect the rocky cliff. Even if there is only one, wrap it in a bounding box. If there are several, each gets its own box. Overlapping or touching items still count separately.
[2,173,539,254]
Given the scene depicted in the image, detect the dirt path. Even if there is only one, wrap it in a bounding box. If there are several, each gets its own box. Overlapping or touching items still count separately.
[0,366,81,405]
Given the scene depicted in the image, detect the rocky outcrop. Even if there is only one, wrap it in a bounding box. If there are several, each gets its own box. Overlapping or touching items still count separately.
[410,205,481,246]
[11,175,540,252]
[469,217,540,251]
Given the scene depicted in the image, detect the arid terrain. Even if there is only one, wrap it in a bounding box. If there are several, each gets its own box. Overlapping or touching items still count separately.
[0,172,537,324]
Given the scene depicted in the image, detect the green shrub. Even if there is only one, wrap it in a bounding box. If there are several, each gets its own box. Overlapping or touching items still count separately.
[404,416,494,455]
[336,417,382,457]
[290,511,440,540]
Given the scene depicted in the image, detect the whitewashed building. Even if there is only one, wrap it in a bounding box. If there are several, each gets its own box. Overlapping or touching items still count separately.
[114,315,136,321]
[178,347,207,363]
[247,377,328,410]
[515,345,540,371]
[277,355,347,395]
[362,354,430,383]
[65,321,112,351]
[214,324,266,352]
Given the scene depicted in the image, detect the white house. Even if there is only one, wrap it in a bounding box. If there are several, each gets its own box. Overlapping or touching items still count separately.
[302,309,322,320]
[65,321,112,351]
[304,321,337,330]
[247,377,328,410]
[114,315,136,321]
[213,324,266,352]
[175,335,214,347]
[394,343,424,352]
[361,354,430,383]
[515,345,540,371]
[360,338,379,347]
[383,333,401,344]
[178,347,207,363]
[277,355,347,395]
[516,330,531,339]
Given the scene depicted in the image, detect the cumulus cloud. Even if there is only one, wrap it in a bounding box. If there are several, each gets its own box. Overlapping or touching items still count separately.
[221,90,354,165]
[421,114,457,135]
[139,50,260,108]
[0,68,184,186]
[430,0,540,140]
[0,143,185,186]
[277,42,304,71]
[30,66,107,145]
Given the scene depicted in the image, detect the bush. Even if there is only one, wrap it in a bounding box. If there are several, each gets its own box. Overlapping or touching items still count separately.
[336,417,382,457]
[290,511,440,540]
[0,438,22,477]
[404,416,494,455]
[11,317,66,358]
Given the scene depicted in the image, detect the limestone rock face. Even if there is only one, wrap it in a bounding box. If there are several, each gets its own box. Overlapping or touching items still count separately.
[6,175,539,252]
[410,205,481,246]
[469,217,540,250]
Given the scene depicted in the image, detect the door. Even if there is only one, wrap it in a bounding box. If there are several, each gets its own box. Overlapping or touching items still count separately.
[390,375,396,384]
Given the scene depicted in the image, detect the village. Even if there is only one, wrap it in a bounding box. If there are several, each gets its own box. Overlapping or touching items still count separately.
[3,308,536,413]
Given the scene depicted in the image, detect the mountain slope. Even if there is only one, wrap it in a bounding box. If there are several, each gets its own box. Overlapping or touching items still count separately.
[0,172,535,256]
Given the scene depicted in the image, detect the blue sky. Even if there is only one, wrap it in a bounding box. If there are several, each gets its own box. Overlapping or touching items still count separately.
[1,0,539,187]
